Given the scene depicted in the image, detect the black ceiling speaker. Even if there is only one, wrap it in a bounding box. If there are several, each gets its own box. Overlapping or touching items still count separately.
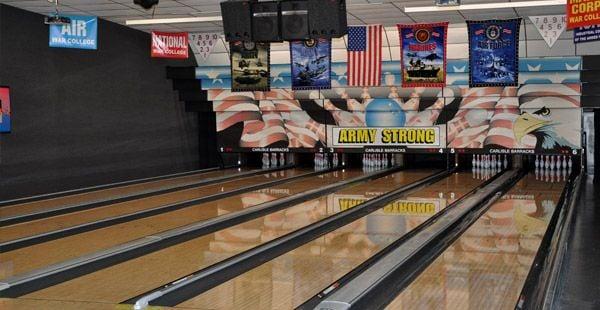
[281,0,309,40]
[221,0,256,42]
[134,0,159,10]
[251,1,281,42]
[308,0,347,39]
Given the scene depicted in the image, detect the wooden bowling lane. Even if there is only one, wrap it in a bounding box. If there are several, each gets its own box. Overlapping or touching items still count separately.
[22,170,435,304]
[385,173,565,310]
[0,169,306,243]
[0,168,249,219]
[172,172,486,310]
[0,169,356,280]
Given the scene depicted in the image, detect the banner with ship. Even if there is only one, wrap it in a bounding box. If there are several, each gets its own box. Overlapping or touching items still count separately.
[230,41,270,92]
[397,22,448,88]
[467,19,521,87]
[290,39,331,90]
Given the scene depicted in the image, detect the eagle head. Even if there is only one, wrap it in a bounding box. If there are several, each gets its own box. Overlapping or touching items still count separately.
[513,107,552,143]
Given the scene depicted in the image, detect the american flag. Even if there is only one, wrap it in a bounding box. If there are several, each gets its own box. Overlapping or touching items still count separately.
[347,25,382,87]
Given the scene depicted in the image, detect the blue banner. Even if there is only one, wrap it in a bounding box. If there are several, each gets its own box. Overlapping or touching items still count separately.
[49,15,98,50]
[574,26,600,43]
[467,19,521,87]
[290,39,331,90]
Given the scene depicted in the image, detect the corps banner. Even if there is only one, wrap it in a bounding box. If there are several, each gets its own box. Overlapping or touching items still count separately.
[328,127,443,148]
[468,19,521,87]
[230,41,270,92]
[151,31,189,59]
[290,39,332,90]
[567,0,600,29]
[529,15,566,48]
[189,33,220,64]
[397,22,448,88]
[0,87,11,133]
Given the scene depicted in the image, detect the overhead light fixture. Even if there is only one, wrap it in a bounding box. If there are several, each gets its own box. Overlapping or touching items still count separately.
[404,0,566,12]
[125,16,222,25]
[45,0,71,25]
[134,0,159,10]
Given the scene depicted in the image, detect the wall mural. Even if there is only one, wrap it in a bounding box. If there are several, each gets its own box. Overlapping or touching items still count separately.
[202,57,582,155]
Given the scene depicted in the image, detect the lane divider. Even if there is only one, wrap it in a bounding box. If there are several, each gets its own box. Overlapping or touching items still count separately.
[315,169,524,310]
[128,169,452,309]
[0,165,285,227]
[0,166,398,298]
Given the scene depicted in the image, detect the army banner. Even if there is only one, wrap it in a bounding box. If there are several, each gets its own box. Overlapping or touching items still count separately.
[230,41,270,92]
[328,126,443,148]
[290,39,331,90]
[397,22,448,88]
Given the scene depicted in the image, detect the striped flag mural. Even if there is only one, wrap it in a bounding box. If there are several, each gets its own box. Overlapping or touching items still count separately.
[347,24,383,87]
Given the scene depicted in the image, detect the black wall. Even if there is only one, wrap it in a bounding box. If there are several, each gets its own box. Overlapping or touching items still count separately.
[0,5,202,200]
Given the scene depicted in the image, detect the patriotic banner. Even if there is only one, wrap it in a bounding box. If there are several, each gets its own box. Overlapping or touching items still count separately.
[230,41,270,92]
[574,25,600,43]
[467,19,521,87]
[0,87,11,133]
[189,33,220,64]
[347,25,383,87]
[290,39,331,90]
[397,22,448,88]
[151,31,189,59]
[567,0,600,29]
[49,15,97,50]
[529,15,566,48]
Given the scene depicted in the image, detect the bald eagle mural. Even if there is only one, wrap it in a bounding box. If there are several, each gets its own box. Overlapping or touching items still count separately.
[514,107,579,150]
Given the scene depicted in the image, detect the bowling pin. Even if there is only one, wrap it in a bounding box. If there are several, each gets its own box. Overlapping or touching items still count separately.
[503,155,508,169]
[535,155,540,169]
[262,153,269,168]
[279,152,285,166]
[568,156,573,169]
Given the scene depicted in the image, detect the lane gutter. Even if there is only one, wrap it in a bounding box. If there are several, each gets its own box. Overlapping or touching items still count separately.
[0,166,399,297]
[297,168,507,309]
[128,169,452,309]
[314,169,525,310]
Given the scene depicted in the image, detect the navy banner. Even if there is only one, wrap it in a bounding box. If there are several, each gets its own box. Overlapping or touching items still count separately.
[467,19,521,87]
[574,25,600,43]
[290,39,332,90]
[230,41,270,92]
[397,22,448,88]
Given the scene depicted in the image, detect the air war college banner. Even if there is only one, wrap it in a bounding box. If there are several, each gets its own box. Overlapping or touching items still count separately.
[49,15,97,50]
[230,41,270,92]
[467,19,521,87]
[290,39,332,90]
[397,22,448,88]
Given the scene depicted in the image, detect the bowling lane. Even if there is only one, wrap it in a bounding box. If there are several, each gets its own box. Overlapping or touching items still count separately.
[23,170,436,303]
[0,168,306,243]
[1,169,359,280]
[0,168,250,219]
[174,172,487,309]
[385,173,566,310]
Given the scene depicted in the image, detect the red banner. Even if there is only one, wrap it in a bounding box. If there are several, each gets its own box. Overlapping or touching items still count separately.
[151,31,189,59]
[567,0,600,29]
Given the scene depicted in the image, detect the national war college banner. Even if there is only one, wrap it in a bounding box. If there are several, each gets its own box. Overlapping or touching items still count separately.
[151,31,189,59]
[467,19,521,87]
[289,39,332,90]
[397,22,448,88]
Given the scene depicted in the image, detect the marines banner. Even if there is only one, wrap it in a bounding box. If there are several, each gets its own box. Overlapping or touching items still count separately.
[467,19,521,87]
[397,22,448,88]
[529,15,566,48]
[189,32,220,64]
[290,39,331,90]
[230,41,270,92]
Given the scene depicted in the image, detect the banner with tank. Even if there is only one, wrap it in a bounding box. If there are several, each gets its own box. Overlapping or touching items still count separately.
[230,41,270,92]
[397,22,448,88]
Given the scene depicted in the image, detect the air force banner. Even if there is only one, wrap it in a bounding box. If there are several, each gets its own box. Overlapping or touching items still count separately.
[467,19,521,87]
[49,15,98,50]
[290,39,332,90]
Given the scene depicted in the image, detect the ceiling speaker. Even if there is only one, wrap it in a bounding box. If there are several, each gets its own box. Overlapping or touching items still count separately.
[221,0,256,42]
[251,1,281,42]
[281,0,309,40]
[308,0,347,39]
[133,0,159,10]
